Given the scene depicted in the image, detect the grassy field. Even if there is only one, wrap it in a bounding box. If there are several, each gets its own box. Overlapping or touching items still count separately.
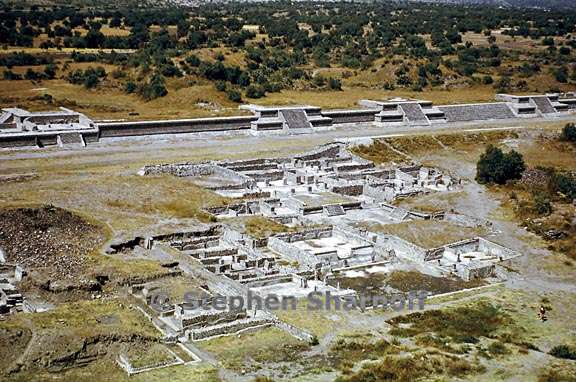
[197,327,311,373]
[362,220,487,249]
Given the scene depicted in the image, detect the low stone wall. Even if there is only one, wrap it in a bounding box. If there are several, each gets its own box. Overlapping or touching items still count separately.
[363,183,394,201]
[188,318,272,340]
[322,109,379,124]
[98,116,257,138]
[331,184,364,196]
[181,310,246,329]
[268,237,315,267]
[274,227,333,242]
[140,162,215,177]
[374,233,428,262]
[0,134,39,148]
[477,237,518,259]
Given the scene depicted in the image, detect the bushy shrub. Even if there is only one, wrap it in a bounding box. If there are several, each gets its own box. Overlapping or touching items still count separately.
[533,192,552,216]
[328,77,342,90]
[560,123,576,142]
[246,85,265,99]
[227,89,242,102]
[476,145,526,185]
[549,345,576,360]
[124,81,137,94]
[138,74,168,100]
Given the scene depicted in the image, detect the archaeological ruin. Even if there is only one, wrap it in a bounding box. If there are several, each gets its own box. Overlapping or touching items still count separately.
[83,141,521,345]
[0,92,574,149]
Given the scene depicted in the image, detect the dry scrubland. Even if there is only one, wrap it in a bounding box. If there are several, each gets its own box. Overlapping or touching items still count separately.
[0,74,509,121]
[1,22,574,121]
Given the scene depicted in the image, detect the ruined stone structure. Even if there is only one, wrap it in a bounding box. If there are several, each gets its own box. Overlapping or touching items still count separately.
[240,104,333,134]
[0,107,96,148]
[0,263,25,314]
[115,142,525,346]
[1,93,573,149]
[140,143,455,227]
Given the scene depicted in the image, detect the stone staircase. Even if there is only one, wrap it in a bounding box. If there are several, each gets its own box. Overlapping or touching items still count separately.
[323,204,346,217]
[57,132,85,148]
[281,109,313,129]
[439,103,515,122]
[399,103,430,125]
[0,112,12,124]
[531,96,557,115]
[390,207,409,221]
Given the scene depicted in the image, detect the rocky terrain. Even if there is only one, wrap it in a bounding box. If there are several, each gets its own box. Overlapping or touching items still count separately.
[0,206,107,281]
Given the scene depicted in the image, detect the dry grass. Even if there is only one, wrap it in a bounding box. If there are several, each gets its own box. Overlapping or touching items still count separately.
[196,327,310,373]
[461,31,550,52]
[0,79,504,121]
[0,78,247,121]
[363,220,487,249]
[393,191,467,213]
[193,47,247,68]
[352,130,520,166]
[0,172,229,235]
[240,216,292,239]
[519,135,576,170]
[333,270,484,296]
[258,86,500,110]
[351,140,410,165]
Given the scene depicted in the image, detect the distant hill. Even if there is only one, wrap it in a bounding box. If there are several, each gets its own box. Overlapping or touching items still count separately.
[407,0,576,10]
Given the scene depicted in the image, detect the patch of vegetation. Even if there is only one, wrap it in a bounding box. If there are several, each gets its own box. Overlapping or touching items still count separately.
[352,140,411,165]
[333,270,484,297]
[197,327,311,373]
[387,300,510,343]
[125,344,176,369]
[560,123,576,143]
[335,351,484,382]
[328,337,393,370]
[1,299,160,376]
[504,166,576,259]
[487,340,510,356]
[476,145,526,185]
[362,220,486,249]
[243,216,292,239]
[549,345,576,360]
[537,365,576,382]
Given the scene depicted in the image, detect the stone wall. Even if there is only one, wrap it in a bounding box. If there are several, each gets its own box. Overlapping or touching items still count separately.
[374,233,428,262]
[363,183,394,202]
[181,310,246,329]
[292,144,341,161]
[187,317,273,340]
[274,227,333,242]
[331,184,364,196]
[268,237,317,267]
[139,162,215,177]
[322,109,379,124]
[477,237,518,259]
[98,116,257,138]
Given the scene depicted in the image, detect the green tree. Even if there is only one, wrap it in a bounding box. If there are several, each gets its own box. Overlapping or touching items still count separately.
[124,81,137,94]
[560,123,576,142]
[328,78,342,91]
[533,193,552,216]
[227,89,242,103]
[476,145,526,185]
[246,85,265,99]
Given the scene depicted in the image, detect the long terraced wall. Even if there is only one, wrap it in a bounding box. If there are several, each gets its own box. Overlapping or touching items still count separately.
[322,109,379,124]
[97,116,257,138]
